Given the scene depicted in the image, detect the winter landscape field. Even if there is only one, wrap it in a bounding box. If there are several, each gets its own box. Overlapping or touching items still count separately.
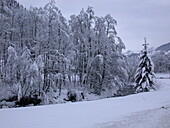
[0,0,170,128]
[0,74,170,128]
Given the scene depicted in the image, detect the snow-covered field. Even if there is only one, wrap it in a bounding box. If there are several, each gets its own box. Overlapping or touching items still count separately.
[95,107,170,128]
[0,75,170,128]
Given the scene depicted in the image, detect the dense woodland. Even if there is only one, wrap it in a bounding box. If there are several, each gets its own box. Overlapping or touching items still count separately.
[152,51,170,73]
[0,0,168,107]
[0,0,129,105]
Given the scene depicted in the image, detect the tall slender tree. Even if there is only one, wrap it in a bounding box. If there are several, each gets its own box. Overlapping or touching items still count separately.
[135,38,156,93]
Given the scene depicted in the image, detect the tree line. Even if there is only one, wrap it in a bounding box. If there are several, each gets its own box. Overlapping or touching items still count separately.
[0,0,129,104]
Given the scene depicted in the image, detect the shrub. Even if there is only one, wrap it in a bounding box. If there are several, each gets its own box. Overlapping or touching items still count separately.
[115,85,135,97]
[64,90,85,102]
[16,95,41,107]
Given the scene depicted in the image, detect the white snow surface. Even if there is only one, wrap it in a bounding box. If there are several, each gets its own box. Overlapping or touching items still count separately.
[0,76,170,128]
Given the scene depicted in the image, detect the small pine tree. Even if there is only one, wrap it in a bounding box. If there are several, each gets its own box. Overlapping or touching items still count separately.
[134,38,156,93]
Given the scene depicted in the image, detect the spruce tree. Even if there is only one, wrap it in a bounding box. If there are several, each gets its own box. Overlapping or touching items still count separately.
[134,38,156,93]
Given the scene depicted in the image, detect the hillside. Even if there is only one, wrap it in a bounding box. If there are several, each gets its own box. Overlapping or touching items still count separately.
[155,42,170,52]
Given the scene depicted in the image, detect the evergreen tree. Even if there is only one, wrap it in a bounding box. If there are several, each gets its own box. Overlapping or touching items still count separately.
[135,38,156,93]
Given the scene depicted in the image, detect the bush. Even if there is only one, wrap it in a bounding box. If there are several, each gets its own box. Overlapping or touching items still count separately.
[67,90,77,102]
[115,85,135,97]
[6,96,18,102]
[16,95,41,107]
[64,90,84,102]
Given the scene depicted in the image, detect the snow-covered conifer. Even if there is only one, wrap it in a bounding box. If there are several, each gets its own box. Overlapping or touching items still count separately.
[135,38,156,92]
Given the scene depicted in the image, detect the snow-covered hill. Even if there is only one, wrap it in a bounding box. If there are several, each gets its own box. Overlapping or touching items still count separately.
[155,42,170,52]
[0,74,170,128]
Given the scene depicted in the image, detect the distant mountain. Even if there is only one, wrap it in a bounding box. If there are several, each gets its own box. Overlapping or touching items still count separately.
[124,50,140,59]
[155,42,170,52]
[128,53,140,58]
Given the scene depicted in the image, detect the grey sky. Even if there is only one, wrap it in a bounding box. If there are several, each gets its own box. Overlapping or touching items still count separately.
[17,0,170,52]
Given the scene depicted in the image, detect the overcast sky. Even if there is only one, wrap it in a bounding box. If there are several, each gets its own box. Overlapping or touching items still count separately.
[17,0,170,52]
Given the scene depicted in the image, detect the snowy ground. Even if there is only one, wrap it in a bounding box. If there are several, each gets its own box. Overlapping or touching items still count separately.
[0,74,170,128]
[94,107,170,128]
[155,73,170,79]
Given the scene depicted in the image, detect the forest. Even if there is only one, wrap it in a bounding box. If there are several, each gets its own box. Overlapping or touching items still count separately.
[0,0,169,108]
